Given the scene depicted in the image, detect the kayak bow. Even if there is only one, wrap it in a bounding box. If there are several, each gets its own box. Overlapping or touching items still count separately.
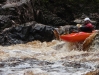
[60,32,92,42]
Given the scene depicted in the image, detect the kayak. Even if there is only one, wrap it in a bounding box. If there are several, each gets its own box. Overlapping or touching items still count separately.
[60,32,92,42]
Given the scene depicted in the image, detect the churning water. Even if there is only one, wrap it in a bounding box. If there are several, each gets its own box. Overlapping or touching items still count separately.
[0,40,99,75]
[1,0,99,75]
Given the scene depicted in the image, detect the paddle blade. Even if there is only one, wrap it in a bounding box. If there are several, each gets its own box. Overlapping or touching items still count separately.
[83,32,98,51]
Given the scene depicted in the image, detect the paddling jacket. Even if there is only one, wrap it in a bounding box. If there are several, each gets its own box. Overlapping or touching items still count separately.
[79,23,94,33]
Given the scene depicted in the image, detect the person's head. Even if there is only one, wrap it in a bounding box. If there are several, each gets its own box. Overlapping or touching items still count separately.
[84,17,91,24]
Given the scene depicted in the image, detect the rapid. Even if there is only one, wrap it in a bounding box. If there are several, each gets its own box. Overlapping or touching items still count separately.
[0,40,99,75]
[0,0,99,75]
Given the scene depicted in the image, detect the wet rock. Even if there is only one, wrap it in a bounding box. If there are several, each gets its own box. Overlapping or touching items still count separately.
[0,0,6,4]
[0,21,56,46]
[0,0,98,47]
[30,23,55,42]
[55,25,76,35]
[0,15,14,31]
[0,0,34,31]
[34,0,75,27]
[0,0,98,30]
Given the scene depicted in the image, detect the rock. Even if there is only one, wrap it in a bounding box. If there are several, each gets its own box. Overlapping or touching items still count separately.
[0,0,34,31]
[0,0,99,46]
[30,23,55,42]
[0,15,14,31]
[0,0,6,4]
[34,0,75,27]
[0,21,56,46]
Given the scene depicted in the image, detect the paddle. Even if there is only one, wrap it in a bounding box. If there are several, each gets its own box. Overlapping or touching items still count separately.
[53,29,60,40]
[82,31,98,51]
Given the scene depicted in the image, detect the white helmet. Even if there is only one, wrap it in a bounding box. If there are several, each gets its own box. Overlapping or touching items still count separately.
[84,17,91,22]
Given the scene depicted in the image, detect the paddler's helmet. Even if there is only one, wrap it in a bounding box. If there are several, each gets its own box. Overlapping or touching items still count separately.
[84,17,91,22]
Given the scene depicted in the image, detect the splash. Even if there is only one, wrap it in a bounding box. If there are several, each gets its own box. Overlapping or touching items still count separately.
[0,40,98,75]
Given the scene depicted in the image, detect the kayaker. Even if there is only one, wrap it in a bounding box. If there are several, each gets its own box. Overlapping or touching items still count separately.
[78,17,94,33]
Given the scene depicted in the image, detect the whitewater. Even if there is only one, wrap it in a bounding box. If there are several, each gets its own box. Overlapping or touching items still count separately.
[0,40,98,75]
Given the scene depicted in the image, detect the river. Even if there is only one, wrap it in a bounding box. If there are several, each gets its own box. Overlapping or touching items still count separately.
[0,40,99,75]
[0,0,99,75]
